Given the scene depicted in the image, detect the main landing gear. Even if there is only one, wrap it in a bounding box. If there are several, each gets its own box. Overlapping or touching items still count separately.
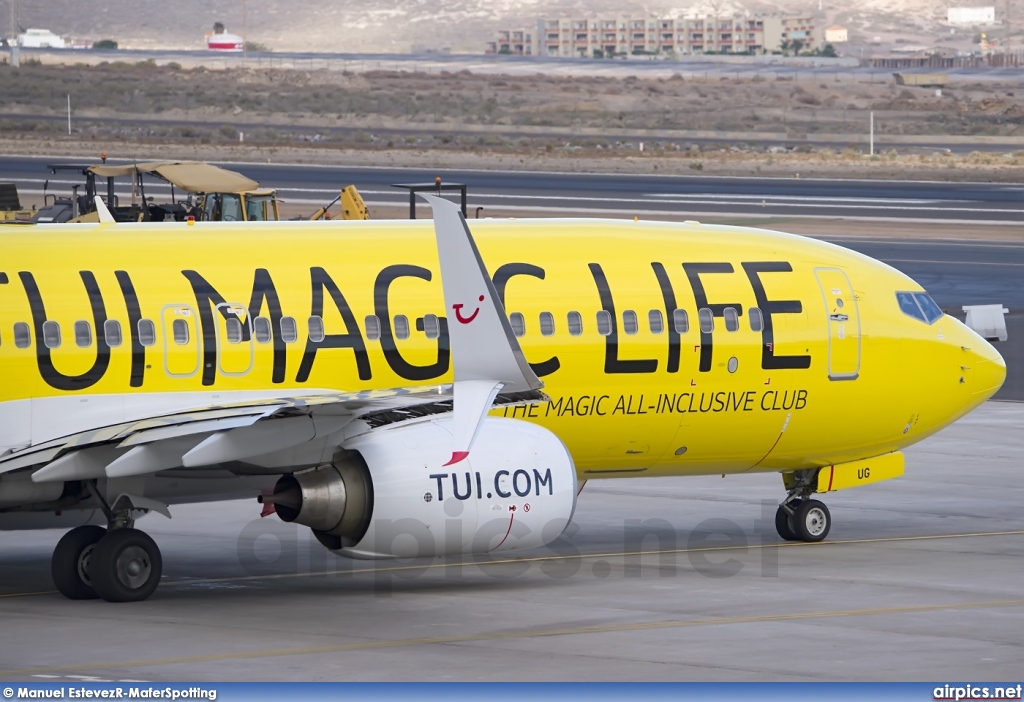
[775,469,832,543]
[51,486,163,603]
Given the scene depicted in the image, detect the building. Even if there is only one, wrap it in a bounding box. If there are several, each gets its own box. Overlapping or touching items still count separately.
[16,28,65,49]
[946,6,995,25]
[772,14,821,51]
[488,14,822,58]
[825,25,848,43]
[485,28,534,55]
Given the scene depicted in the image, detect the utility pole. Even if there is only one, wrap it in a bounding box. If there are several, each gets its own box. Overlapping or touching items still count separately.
[242,0,247,58]
[9,0,19,68]
[869,111,875,156]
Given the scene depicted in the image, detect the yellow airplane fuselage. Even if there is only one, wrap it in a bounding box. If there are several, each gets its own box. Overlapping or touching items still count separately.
[0,218,1006,482]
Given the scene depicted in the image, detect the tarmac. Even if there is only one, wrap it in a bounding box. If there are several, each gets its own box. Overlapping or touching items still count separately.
[0,401,1022,682]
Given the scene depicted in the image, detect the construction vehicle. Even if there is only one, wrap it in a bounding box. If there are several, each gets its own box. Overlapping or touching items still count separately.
[32,162,278,223]
[32,161,369,224]
[308,185,370,221]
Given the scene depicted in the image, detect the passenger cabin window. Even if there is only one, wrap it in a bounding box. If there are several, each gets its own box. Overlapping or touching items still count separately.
[42,321,61,349]
[394,315,410,340]
[596,310,612,336]
[226,318,244,344]
[103,320,123,347]
[253,316,272,344]
[14,322,30,349]
[138,319,156,346]
[748,308,764,333]
[539,312,555,336]
[74,321,92,348]
[723,307,739,332]
[567,311,583,336]
[622,310,639,335]
[698,308,714,333]
[422,314,440,340]
[279,316,298,343]
[364,315,381,341]
[672,309,689,334]
[648,310,664,334]
[308,316,325,343]
[172,319,190,345]
[509,312,526,338]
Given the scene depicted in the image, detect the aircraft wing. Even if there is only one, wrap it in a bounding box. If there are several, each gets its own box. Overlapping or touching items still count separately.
[0,384,543,482]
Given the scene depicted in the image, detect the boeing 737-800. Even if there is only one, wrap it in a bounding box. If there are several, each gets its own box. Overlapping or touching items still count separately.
[0,196,1005,602]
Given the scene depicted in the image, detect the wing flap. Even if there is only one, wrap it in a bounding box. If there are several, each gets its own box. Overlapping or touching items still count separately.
[5,385,465,481]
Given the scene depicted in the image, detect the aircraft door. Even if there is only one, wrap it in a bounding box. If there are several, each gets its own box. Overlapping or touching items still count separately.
[214,302,254,376]
[814,268,860,381]
[160,304,200,378]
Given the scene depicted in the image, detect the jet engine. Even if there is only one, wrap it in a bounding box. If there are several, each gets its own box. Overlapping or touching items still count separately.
[259,417,577,558]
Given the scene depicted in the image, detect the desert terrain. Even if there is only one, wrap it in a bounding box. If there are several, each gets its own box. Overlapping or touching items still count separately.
[2,60,1024,183]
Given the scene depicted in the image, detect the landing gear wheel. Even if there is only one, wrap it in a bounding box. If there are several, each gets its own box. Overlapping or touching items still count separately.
[792,499,831,542]
[775,501,801,541]
[90,529,162,603]
[51,525,107,600]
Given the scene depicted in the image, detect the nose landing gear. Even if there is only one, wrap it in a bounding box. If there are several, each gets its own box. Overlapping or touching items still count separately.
[775,469,832,543]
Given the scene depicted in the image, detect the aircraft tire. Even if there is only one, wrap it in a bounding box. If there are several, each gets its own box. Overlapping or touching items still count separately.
[89,528,163,603]
[792,499,831,542]
[51,525,107,600]
[774,502,800,541]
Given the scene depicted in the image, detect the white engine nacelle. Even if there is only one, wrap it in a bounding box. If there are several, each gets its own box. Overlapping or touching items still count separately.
[260,417,577,559]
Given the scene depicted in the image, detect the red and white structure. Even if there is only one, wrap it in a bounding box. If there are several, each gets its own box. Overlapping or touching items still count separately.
[207,28,244,51]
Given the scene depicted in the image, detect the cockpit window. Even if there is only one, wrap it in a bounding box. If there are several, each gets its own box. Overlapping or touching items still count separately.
[914,293,944,324]
[896,291,943,325]
[896,292,925,321]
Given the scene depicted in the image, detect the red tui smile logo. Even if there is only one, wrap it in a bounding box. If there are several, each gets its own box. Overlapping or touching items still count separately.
[453,295,485,324]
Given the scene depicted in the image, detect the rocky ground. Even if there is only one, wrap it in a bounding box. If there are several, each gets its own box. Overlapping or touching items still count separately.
[3,61,1024,235]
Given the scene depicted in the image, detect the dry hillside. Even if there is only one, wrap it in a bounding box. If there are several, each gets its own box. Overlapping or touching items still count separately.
[9,0,1024,54]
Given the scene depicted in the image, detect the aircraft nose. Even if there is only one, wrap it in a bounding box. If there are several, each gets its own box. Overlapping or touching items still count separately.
[962,335,1006,401]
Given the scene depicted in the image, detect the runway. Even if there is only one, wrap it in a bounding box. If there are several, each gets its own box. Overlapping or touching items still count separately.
[0,402,1021,681]
[3,156,1023,224]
